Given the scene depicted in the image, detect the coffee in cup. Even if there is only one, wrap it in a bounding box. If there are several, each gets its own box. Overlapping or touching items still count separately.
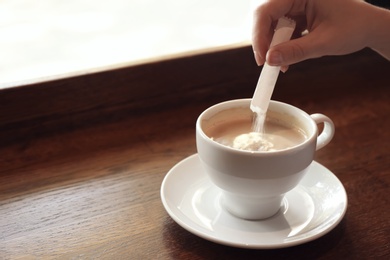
[203,106,308,152]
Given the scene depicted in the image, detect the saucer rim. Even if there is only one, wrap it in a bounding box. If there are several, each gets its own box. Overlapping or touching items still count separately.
[161,154,348,249]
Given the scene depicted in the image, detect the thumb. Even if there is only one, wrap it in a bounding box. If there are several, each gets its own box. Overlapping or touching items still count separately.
[266,33,325,66]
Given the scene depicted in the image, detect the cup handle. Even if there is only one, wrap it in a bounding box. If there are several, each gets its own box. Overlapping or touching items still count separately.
[310,113,335,151]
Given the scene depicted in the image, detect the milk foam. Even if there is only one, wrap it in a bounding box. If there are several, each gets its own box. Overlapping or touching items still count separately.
[232,132,274,151]
[213,129,301,152]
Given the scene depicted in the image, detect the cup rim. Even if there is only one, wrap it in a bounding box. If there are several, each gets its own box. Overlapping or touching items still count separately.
[196,98,317,155]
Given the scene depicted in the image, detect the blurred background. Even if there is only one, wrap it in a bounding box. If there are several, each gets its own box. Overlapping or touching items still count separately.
[0,0,254,87]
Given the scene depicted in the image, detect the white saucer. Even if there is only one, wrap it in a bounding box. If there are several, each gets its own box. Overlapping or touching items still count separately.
[161,154,347,249]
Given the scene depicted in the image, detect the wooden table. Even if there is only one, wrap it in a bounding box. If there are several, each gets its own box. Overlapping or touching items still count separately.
[1,47,389,259]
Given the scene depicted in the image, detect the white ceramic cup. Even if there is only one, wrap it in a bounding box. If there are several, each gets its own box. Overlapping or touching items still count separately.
[196,99,335,220]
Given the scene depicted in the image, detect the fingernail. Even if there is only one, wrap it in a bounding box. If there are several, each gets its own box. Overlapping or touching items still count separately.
[267,51,283,66]
[254,51,264,66]
[280,65,289,73]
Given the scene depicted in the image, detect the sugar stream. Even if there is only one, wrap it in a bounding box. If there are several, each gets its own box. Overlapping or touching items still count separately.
[252,111,266,133]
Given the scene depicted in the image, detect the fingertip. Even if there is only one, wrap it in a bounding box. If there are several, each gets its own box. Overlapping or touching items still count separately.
[280,65,289,73]
[266,50,283,66]
[266,51,289,72]
[254,51,265,66]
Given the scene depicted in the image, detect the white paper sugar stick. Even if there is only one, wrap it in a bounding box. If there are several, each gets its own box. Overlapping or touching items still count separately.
[251,17,296,116]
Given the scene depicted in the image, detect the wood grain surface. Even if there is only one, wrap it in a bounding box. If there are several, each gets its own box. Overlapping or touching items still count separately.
[0,47,389,259]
